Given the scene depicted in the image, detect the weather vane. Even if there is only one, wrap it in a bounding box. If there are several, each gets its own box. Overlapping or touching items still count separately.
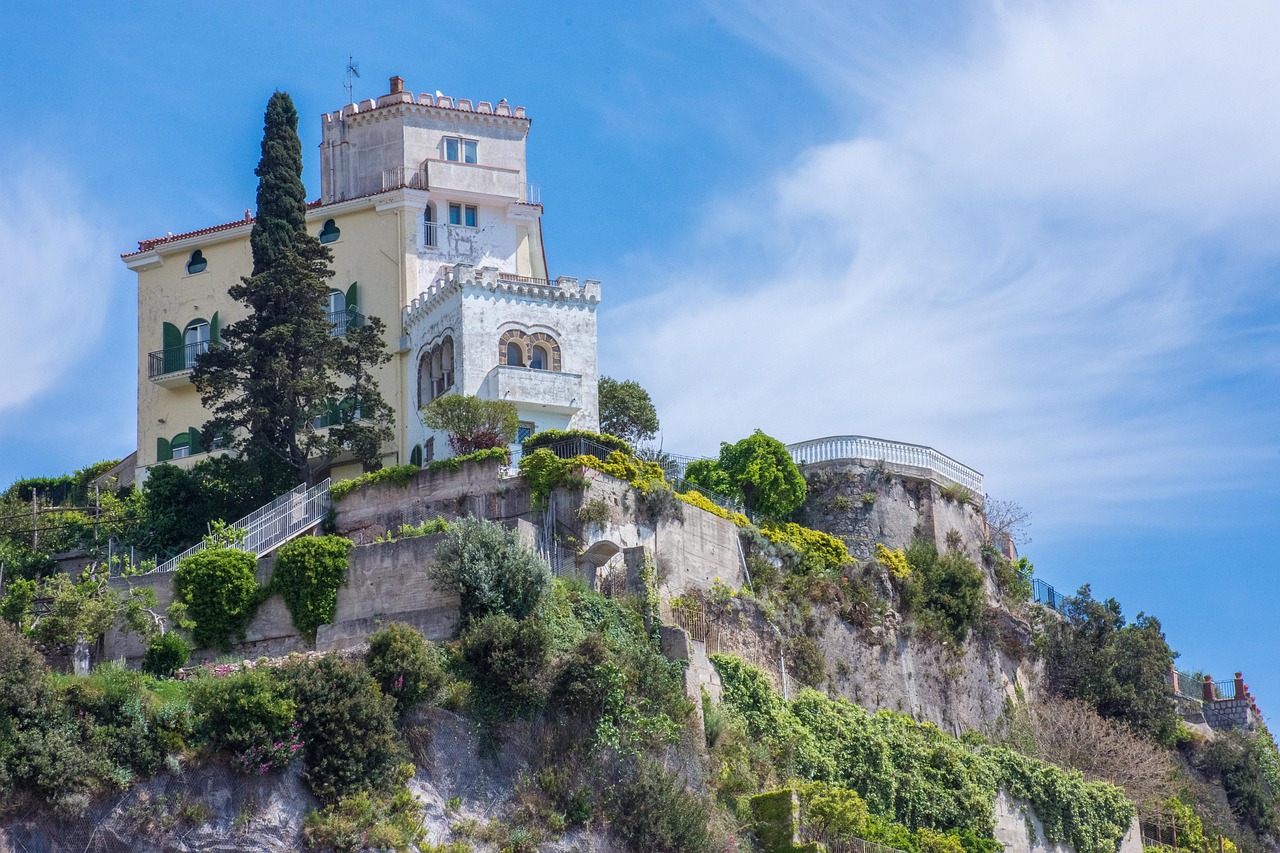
[344,56,360,104]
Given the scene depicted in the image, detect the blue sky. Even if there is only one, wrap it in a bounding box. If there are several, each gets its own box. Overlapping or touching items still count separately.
[1,1,1277,708]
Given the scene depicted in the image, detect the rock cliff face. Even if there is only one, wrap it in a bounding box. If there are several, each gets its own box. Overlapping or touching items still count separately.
[0,708,626,853]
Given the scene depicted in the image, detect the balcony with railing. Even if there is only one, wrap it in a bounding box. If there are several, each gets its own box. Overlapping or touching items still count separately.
[786,434,983,495]
[328,308,366,336]
[147,341,223,387]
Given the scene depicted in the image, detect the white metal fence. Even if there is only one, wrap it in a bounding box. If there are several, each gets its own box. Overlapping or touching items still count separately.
[147,479,331,575]
[786,435,983,494]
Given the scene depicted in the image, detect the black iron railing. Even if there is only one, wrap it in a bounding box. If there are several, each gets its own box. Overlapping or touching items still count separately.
[148,340,222,378]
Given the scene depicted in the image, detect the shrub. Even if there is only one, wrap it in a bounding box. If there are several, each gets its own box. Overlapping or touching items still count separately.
[606,760,716,853]
[143,633,190,678]
[939,483,976,506]
[365,623,445,718]
[522,428,633,457]
[421,394,519,455]
[1,577,36,630]
[173,547,262,651]
[423,446,509,474]
[302,770,425,853]
[459,613,550,718]
[329,465,419,502]
[189,667,300,774]
[796,781,869,847]
[282,654,404,801]
[576,497,613,527]
[904,539,984,645]
[761,522,850,576]
[271,535,354,642]
[429,517,551,622]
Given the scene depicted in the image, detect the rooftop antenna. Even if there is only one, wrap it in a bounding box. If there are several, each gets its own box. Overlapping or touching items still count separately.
[344,56,360,104]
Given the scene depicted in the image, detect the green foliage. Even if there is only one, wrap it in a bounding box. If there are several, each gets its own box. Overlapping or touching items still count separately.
[330,465,420,502]
[938,483,977,507]
[904,540,985,645]
[373,517,452,543]
[458,613,551,718]
[192,91,394,488]
[27,572,159,652]
[710,654,1136,853]
[761,522,851,576]
[796,780,870,846]
[751,789,801,852]
[138,457,274,557]
[174,547,262,651]
[189,666,299,773]
[684,458,738,501]
[521,428,634,456]
[1043,584,1179,744]
[365,623,445,718]
[1202,731,1278,836]
[281,654,404,801]
[576,497,613,527]
[421,394,519,455]
[606,759,717,853]
[271,535,353,642]
[0,539,56,581]
[518,448,574,509]
[302,774,426,852]
[715,429,807,519]
[429,516,551,622]
[597,376,660,445]
[423,446,509,474]
[993,556,1034,604]
[1,577,36,630]
[143,633,190,678]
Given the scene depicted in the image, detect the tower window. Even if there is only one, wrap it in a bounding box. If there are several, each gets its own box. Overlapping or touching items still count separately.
[319,219,340,243]
[186,250,207,275]
[449,203,478,228]
[530,345,549,371]
[506,342,524,367]
[445,137,478,164]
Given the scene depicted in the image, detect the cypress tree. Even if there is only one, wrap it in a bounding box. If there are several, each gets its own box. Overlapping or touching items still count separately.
[193,91,394,490]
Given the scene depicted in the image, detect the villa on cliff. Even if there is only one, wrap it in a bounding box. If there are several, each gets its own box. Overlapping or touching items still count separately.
[122,76,601,485]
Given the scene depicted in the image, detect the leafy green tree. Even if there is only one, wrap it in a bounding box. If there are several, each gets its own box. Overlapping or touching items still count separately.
[365,622,446,718]
[1044,585,1179,744]
[686,430,806,519]
[135,457,271,557]
[598,376,660,445]
[192,91,393,489]
[428,516,550,622]
[421,394,519,455]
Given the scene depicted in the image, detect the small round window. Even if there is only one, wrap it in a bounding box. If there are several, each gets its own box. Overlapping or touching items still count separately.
[319,219,340,244]
[186,250,207,275]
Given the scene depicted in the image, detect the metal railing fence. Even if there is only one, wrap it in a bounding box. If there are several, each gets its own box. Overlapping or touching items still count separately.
[144,479,330,575]
[1032,577,1067,612]
[786,434,983,494]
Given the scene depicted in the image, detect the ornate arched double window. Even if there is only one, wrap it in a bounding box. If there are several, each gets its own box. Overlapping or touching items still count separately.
[417,334,456,405]
[498,329,561,371]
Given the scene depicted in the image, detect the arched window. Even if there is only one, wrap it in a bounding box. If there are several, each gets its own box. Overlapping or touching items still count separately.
[319,219,340,244]
[410,445,423,467]
[417,334,457,405]
[186,250,207,275]
[170,431,191,459]
[184,320,210,368]
[530,344,549,371]
[506,342,524,367]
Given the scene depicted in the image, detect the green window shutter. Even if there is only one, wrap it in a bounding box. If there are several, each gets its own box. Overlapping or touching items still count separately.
[346,282,359,312]
[210,312,220,344]
[156,437,172,462]
[189,427,203,454]
[410,445,422,467]
[162,322,183,372]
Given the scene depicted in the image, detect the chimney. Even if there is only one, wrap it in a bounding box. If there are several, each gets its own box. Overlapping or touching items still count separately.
[389,76,404,95]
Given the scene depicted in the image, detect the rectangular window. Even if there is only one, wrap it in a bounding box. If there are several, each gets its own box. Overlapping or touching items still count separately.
[449,203,462,225]
[445,137,478,164]
[465,205,477,228]
[424,437,435,463]
[517,422,535,443]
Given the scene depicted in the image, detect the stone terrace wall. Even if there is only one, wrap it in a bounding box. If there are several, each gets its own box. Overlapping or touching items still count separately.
[105,535,457,664]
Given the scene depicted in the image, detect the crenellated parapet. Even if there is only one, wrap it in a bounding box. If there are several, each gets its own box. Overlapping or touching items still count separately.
[403,263,601,333]
[322,90,528,129]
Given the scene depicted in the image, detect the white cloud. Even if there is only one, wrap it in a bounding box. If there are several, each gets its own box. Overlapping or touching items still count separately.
[607,0,1280,526]
[0,160,117,411]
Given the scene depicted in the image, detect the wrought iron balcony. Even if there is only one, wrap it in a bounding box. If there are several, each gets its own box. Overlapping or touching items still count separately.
[148,341,223,384]
[329,308,366,336]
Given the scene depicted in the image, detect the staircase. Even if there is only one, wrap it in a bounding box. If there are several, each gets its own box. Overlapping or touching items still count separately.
[149,479,331,575]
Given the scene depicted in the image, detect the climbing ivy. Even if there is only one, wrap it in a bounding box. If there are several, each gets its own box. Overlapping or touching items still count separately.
[270,535,354,642]
[174,547,263,651]
[710,654,1136,853]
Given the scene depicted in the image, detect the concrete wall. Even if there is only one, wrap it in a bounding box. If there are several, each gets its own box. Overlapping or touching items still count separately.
[105,534,457,664]
[994,790,1143,853]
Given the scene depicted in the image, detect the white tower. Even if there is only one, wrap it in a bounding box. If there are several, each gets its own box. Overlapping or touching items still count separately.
[322,76,601,463]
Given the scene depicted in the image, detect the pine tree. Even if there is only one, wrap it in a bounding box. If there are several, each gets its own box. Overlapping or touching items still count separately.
[193,92,393,489]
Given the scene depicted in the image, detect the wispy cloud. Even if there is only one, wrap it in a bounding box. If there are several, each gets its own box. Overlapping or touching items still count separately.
[606,0,1280,525]
[0,158,117,412]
